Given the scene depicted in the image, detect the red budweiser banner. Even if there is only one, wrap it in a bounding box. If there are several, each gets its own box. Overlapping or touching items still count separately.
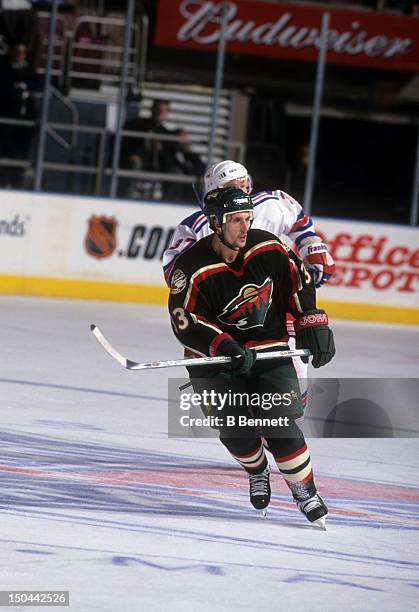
[155,0,419,72]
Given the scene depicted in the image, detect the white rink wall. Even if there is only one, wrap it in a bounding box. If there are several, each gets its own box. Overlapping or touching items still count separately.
[0,189,418,324]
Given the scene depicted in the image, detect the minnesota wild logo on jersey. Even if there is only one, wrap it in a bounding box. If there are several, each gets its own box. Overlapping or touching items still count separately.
[218,277,273,330]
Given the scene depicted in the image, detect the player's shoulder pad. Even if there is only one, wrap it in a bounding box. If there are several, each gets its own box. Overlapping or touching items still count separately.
[171,235,206,267]
[247,227,284,245]
[246,229,295,261]
[168,236,213,288]
[272,188,301,205]
[251,189,275,202]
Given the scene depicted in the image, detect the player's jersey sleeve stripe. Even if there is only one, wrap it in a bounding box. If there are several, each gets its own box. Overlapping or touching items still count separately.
[192,213,207,229]
[251,191,272,201]
[183,211,204,229]
[289,259,303,293]
[289,293,304,315]
[286,318,295,334]
[209,332,233,357]
[295,231,317,247]
[182,343,207,358]
[243,240,289,262]
[251,194,275,207]
[292,211,311,226]
[194,217,209,234]
[291,217,312,233]
[184,263,228,311]
[191,313,224,335]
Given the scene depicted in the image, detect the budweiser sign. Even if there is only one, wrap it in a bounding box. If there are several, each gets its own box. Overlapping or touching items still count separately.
[155,0,419,72]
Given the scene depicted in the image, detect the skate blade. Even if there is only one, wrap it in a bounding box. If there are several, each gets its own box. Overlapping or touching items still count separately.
[261,508,268,517]
[313,516,327,530]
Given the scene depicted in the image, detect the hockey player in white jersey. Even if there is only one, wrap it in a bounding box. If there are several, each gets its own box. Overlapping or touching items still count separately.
[163,160,335,288]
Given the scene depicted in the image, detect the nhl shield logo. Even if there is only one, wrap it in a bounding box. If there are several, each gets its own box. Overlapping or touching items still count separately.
[218,277,273,330]
[85,215,117,259]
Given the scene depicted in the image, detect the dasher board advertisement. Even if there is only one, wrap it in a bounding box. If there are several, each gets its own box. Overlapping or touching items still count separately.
[0,190,417,324]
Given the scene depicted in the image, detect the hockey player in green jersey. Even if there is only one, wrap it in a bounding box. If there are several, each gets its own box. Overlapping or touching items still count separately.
[168,187,335,527]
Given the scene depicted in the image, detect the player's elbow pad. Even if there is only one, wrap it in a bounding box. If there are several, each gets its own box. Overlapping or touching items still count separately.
[294,309,335,368]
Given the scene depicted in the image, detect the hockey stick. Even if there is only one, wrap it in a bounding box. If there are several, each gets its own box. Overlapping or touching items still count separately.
[91,324,311,371]
[192,180,204,207]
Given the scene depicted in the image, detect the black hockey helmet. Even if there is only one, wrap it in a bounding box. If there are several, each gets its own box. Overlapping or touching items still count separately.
[203,187,253,228]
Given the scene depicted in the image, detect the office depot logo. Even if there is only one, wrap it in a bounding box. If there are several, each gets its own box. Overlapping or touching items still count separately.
[317,230,419,293]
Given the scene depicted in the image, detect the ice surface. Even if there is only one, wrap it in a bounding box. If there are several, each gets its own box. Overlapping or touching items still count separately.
[0,297,418,611]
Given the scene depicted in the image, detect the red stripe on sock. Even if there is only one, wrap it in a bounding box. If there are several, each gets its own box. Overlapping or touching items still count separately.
[275,442,307,463]
[298,469,313,485]
[235,444,263,460]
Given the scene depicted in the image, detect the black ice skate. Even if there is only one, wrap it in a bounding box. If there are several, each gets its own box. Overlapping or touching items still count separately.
[249,466,271,515]
[297,493,328,529]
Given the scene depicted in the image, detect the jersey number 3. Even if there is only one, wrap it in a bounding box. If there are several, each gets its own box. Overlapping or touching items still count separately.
[172,307,189,331]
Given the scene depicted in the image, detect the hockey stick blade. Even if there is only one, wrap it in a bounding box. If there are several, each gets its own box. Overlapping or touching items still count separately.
[91,324,133,368]
[91,324,311,371]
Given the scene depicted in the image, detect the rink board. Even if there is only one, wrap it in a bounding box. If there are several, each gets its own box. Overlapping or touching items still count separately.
[0,190,418,325]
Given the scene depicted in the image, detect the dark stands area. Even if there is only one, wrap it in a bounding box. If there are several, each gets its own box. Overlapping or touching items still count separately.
[0,0,417,225]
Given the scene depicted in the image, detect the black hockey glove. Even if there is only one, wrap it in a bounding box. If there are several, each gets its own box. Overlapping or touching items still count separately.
[217,339,257,377]
[294,309,335,368]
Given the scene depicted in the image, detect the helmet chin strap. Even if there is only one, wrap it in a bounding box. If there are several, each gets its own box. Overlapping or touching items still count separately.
[211,222,240,251]
[217,228,240,251]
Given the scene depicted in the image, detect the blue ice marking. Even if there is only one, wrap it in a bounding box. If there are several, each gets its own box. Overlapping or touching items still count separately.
[284,573,382,591]
[112,556,224,575]
[0,377,165,402]
[16,548,54,555]
[35,419,104,432]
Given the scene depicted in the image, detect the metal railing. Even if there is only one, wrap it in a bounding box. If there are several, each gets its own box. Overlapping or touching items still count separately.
[0,120,192,194]
[35,11,147,92]
[47,86,79,150]
[0,116,283,199]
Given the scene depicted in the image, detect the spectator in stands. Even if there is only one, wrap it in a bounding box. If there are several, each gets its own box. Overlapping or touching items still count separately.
[0,0,41,67]
[119,99,203,202]
[0,41,40,187]
[164,128,205,202]
[119,99,172,199]
[121,100,172,169]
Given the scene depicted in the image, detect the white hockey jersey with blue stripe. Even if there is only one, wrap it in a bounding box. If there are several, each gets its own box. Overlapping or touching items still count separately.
[163,189,322,285]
